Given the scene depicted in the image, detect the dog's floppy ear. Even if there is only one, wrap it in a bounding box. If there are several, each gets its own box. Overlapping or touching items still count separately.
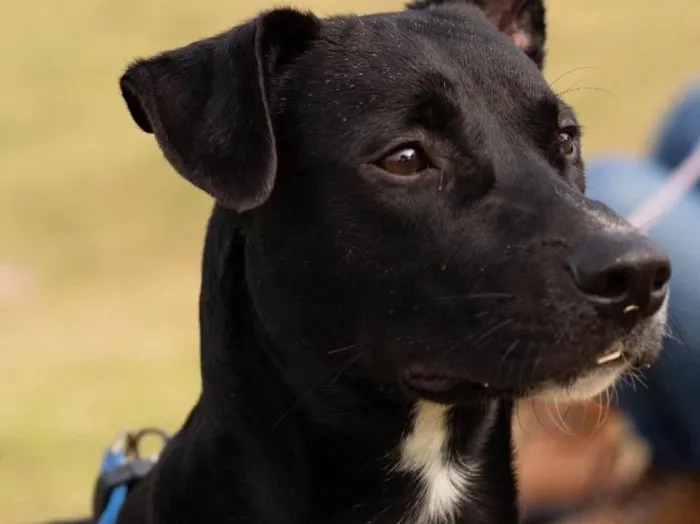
[407,0,546,69]
[119,9,321,212]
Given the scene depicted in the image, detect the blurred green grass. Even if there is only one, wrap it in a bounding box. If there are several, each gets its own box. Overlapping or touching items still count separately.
[0,0,698,521]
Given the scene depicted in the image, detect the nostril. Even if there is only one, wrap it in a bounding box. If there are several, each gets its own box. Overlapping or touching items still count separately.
[652,264,671,293]
[568,264,632,303]
[597,269,631,300]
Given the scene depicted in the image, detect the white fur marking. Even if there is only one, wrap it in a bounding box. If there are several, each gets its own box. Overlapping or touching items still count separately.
[398,401,479,523]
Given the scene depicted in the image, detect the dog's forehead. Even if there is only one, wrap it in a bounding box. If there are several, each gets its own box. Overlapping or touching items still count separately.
[287,7,553,128]
[312,8,546,93]
[280,8,556,157]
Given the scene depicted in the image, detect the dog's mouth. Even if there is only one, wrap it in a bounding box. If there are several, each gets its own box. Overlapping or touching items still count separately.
[534,345,629,402]
[535,341,660,402]
[400,342,641,405]
[400,365,511,404]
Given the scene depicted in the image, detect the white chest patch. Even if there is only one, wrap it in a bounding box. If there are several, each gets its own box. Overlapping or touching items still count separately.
[396,401,481,524]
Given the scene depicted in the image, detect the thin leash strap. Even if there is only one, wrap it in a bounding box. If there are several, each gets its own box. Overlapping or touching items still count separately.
[627,141,700,232]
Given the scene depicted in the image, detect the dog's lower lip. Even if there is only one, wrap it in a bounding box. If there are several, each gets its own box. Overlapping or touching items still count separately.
[400,371,511,404]
[403,374,462,393]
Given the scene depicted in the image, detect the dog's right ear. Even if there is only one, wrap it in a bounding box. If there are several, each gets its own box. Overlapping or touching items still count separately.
[407,0,546,69]
[119,9,321,213]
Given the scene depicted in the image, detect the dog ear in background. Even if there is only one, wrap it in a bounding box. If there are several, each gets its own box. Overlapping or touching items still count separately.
[119,9,321,213]
[406,0,546,69]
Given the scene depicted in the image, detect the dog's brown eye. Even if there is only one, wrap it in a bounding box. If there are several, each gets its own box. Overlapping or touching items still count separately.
[377,146,430,176]
[558,131,577,160]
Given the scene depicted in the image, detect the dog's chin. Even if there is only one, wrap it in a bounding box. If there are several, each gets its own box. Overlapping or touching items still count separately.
[533,339,660,402]
[532,365,625,402]
[534,307,669,402]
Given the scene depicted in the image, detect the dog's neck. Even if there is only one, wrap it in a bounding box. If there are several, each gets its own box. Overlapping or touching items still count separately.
[195,207,518,523]
[397,400,510,524]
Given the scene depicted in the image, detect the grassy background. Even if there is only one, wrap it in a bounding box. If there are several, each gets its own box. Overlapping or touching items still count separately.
[1,0,698,521]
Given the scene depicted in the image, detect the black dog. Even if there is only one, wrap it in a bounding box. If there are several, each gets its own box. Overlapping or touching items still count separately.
[116,0,670,522]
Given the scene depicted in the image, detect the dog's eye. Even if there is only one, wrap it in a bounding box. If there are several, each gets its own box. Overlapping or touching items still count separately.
[558,131,578,161]
[376,146,431,176]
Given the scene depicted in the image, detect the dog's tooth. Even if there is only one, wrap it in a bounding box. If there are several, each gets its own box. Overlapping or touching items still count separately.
[483,383,489,388]
[596,349,622,365]
[623,304,639,314]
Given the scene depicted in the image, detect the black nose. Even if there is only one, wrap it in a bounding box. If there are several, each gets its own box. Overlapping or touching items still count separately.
[567,232,671,320]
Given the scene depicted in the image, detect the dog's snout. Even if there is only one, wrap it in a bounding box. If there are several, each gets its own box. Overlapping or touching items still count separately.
[567,233,671,320]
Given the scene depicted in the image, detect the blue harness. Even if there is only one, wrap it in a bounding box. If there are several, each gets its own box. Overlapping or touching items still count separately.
[93,428,169,524]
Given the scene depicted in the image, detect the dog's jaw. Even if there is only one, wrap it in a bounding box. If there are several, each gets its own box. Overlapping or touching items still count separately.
[396,401,498,523]
[536,367,623,403]
[536,300,668,402]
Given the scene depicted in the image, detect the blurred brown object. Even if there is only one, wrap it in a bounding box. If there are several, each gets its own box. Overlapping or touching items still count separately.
[515,398,651,511]
[515,398,700,524]
[552,473,700,524]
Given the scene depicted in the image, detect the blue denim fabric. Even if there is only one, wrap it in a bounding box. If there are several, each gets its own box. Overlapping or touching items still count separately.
[585,80,700,471]
[650,81,700,172]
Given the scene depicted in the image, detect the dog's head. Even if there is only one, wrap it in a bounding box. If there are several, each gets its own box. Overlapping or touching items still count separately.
[120,0,669,405]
